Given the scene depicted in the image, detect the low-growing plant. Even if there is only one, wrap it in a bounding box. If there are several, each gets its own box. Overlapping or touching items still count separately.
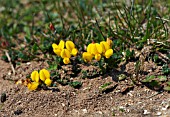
[16,69,53,91]
[52,40,78,64]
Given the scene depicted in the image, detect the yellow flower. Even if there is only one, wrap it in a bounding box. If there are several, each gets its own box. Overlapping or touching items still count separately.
[66,41,78,56]
[66,41,75,51]
[100,40,113,58]
[100,41,110,53]
[31,71,39,82]
[52,43,58,51]
[87,43,101,54]
[27,82,39,91]
[44,79,52,86]
[87,43,93,54]
[60,49,71,59]
[52,43,61,56]
[105,49,113,58]
[82,52,93,62]
[58,40,65,49]
[95,54,101,61]
[52,40,65,56]
[63,58,70,64]
[95,43,102,54]
[39,69,50,82]
[53,40,78,64]
[71,48,78,56]
[60,49,71,64]
[87,43,102,61]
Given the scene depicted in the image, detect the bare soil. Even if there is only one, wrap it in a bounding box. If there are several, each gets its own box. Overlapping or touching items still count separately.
[0,51,170,117]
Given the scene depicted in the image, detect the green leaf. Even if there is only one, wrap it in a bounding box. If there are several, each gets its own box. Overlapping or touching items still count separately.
[118,74,126,81]
[162,64,170,75]
[150,80,159,87]
[99,82,112,89]
[48,64,57,71]
[57,79,69,86]
[153,54,159,62]
[157,76,167,82]
[24,36,31,43]
[69,81,82,88]
[125,49,134,59]
[167,82,170,86]
[24,27,31,38]
[32,43,38,53]
[17,52,29,61]
[1,55,8,62]
[142,75,155,82]
[164,86,170,91]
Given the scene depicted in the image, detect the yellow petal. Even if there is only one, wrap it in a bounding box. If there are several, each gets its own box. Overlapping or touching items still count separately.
[87,43,97,55]
[95,54,101,61]
[44,79,52,86]
[82,52,93,62]
[100,41,105,52]
[87,43,93,54]
[52,43,62,56]
[105,49,113,58]
[71,48,78,56]
[95,43,102,54]
[61,49,71,58]
[27,83,31,89]
[52,43,58,49]
[31,71,39,82]
[53,49,62,56]
[58,40,65,49]
[66,41,75,52]
[100,41,110,53]
[27,82,39,91]
[63,58,70,64]
[39,69,50,81]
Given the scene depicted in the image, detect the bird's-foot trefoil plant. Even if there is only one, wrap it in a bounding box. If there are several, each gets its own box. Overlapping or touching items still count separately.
[82,38,114,74]
[20,69,52,91]
[52,40,78,64]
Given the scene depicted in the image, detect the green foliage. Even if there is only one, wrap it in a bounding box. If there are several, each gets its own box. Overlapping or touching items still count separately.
[164,86,170,91]
[157,76,167,82]
[69,81,82,89]
[81,70,88,79]
[142,75,155,82]
[164,82,170,91]
[118,74,127,81]
[162,64,170,75]
[99,82,117,93]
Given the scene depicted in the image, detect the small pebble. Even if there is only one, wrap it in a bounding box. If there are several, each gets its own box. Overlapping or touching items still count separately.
[8,72,11,76]
[26,62,31,65]
[156,112,162,116]
[97,111,103,114]
[143,110,150,115]
[162,107,167,111]
[82,109,87,114]
[61,103,65,107]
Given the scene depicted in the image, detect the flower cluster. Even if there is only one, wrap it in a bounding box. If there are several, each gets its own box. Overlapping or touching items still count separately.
[27,69,52,90]
[52,40,78,64]
[83,38,113,62]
